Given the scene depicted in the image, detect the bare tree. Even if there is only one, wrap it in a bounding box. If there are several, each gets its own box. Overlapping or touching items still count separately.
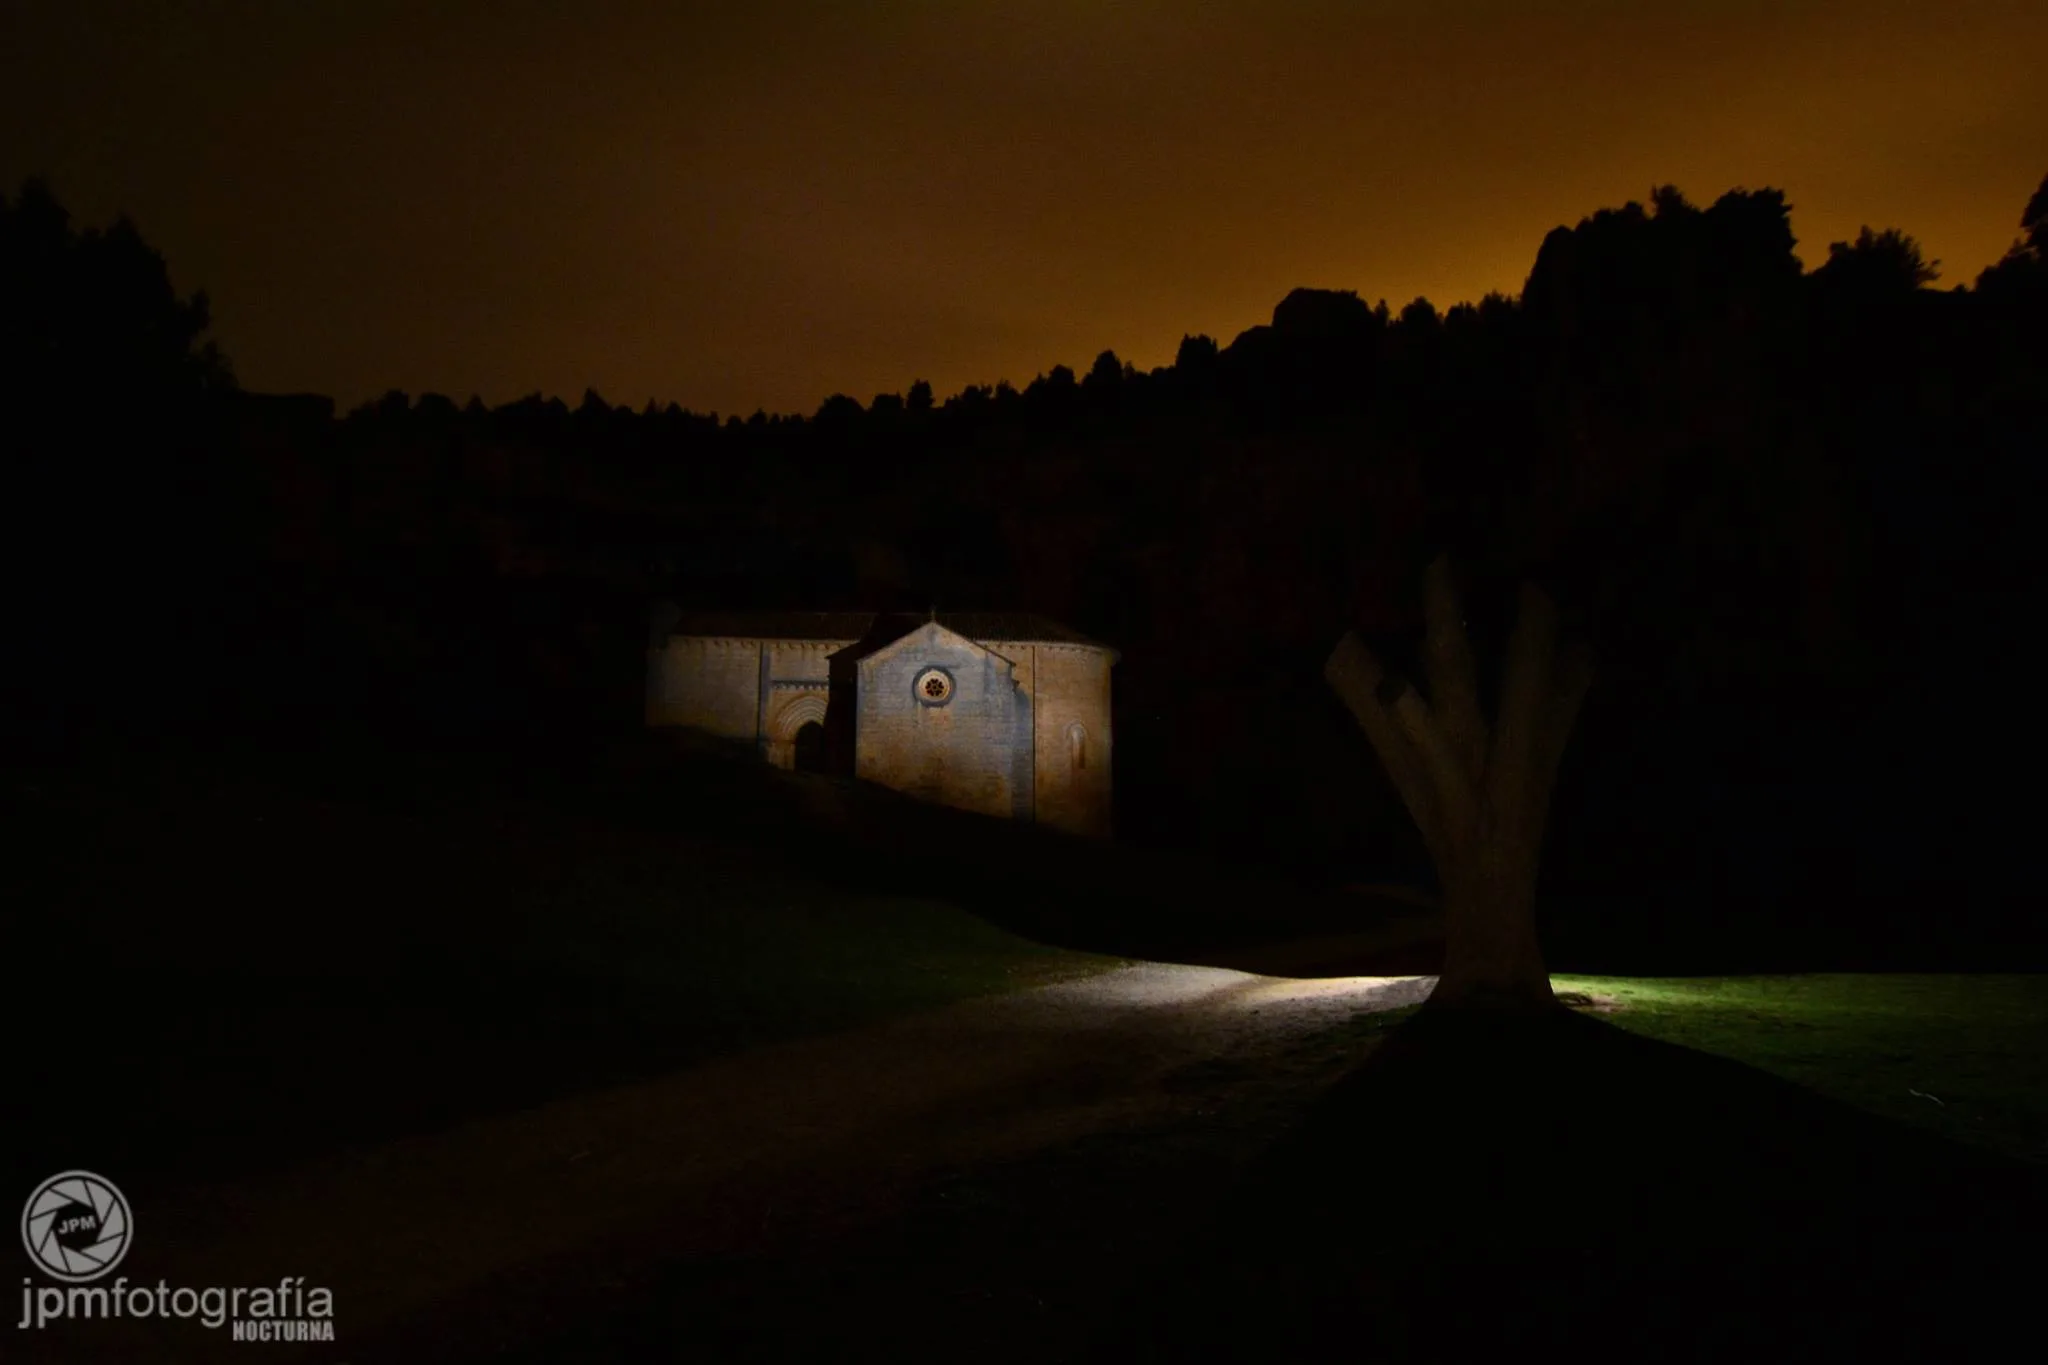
[1325,554,1594,1012]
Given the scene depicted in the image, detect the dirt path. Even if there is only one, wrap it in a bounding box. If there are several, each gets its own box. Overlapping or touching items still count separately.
[18,966,1432,1364]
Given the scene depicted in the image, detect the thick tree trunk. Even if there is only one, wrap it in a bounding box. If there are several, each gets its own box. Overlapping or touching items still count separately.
[1326,555,1593,1014]
[1434,846,1554,1012]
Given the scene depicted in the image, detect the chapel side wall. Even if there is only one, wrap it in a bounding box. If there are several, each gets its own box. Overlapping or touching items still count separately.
[644,637,764,739]
[760,639,849,766]
[856,633,1032,821]
[1028,644,1115,838]
[766,640,841,686]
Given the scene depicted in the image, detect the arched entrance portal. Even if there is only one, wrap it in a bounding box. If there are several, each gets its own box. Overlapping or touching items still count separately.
[766,691,831,771]
[793,720,827,773]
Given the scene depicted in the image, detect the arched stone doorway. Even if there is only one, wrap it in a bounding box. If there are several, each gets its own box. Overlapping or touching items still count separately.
[766,691,830,770]
[793,720,827,773]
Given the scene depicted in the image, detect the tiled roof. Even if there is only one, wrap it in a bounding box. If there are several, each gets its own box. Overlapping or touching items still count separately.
[892,612,1105,647]
[661,609,1112,652]
[662,611,877,641]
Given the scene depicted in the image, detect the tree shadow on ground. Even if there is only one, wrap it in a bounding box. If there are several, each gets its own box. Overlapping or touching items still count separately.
[1098,1007,2047,1362]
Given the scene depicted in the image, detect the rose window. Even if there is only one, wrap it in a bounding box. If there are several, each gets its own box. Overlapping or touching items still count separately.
[913,667,954,705]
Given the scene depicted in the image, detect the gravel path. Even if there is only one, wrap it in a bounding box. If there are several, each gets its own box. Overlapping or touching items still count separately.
[18,965,1432,1364]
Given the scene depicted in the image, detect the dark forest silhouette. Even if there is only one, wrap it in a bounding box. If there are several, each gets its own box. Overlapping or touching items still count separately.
[5,173,2045,971]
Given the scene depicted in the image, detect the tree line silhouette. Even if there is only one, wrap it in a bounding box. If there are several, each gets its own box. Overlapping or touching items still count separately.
[5,172,2044,967]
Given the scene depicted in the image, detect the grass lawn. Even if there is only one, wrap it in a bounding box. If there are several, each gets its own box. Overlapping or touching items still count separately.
[2,738,1121,1196]
[1553,972,2048,1166]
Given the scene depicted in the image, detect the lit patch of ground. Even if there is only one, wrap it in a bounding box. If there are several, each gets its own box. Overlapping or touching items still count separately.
[1554,972,2048,1164]
[22,963,1427,1364]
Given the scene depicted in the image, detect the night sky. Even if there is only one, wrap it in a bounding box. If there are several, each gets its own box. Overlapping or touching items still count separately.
[5,0,2042,416]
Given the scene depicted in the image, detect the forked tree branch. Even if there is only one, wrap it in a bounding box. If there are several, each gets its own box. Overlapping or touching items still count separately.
[1483,582,1561,815]
[1332,570,1593,895]
[1388,678,1478,843]
[1325,631,1450,867]
[1419,554,1490,783]
[1483,582,1594,849]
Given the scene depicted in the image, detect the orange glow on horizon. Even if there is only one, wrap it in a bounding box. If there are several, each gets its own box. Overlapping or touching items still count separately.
[3,1,2042,415]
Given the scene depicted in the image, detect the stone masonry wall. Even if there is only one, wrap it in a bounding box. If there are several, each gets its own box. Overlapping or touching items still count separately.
[1026,643,1115,838]
[855,623,1033,822]
[644,637,761,737]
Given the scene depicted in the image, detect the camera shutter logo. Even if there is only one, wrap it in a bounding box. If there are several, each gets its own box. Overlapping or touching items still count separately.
[21,1172,132,1282]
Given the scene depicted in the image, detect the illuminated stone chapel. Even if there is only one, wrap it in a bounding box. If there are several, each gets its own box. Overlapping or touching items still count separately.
[645,609,1116,837]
